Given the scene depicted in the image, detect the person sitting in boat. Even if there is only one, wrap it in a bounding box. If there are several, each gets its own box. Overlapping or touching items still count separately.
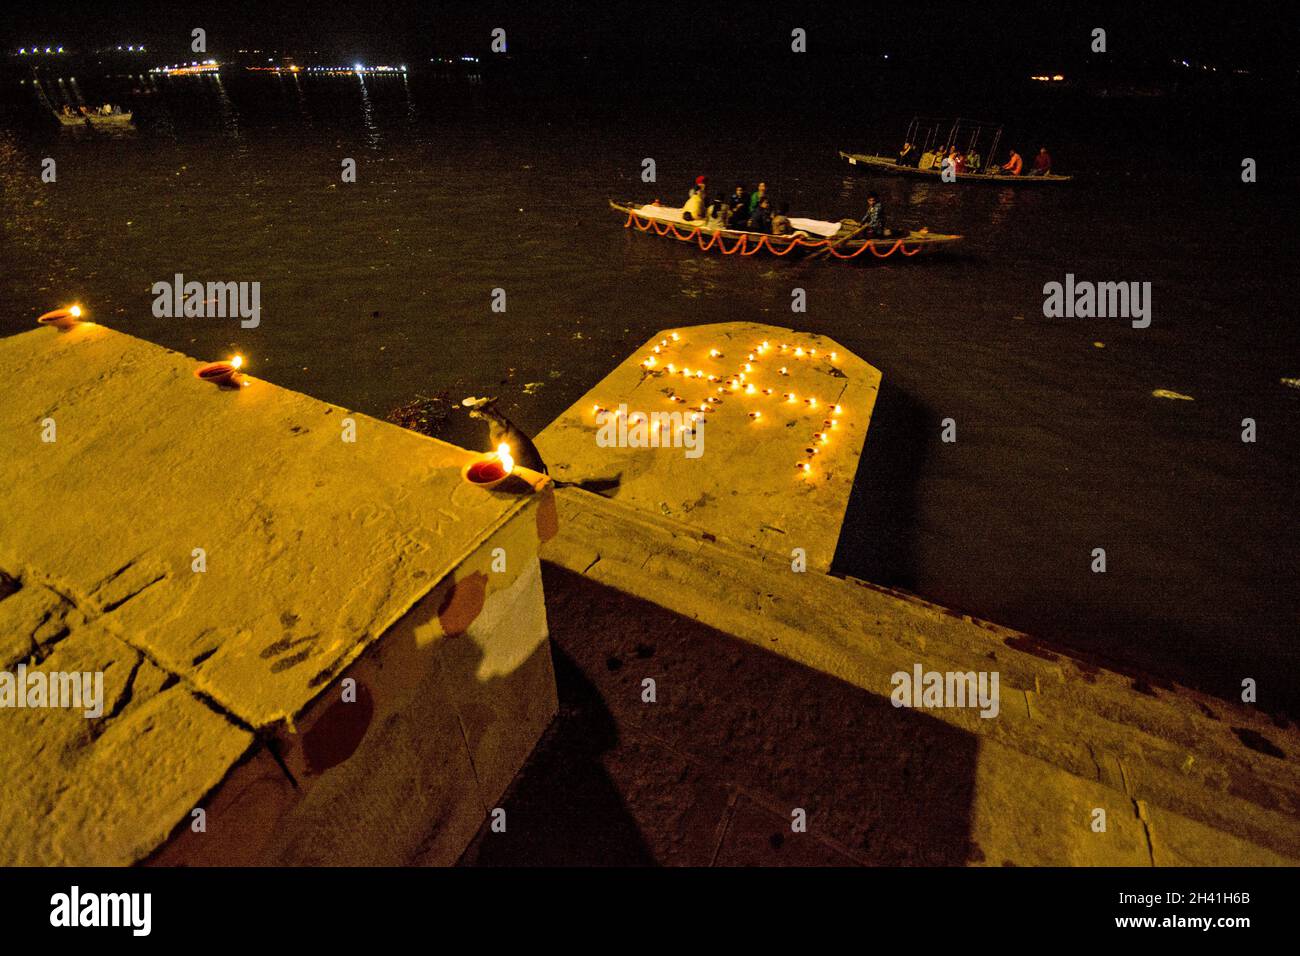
[918,147,936,170]
[705,195,729,229]
[860,192,885,237]
[966,149,982,173]
[1003,149,1024,175]
[749,196,774,233]
[60,105,74,117]
[948,149,965,175]
[897,142,917,166]
[1030,147,1052,176]
[748,182,767,215]
[727,185,750,229]
[682,184,705,222]
[771,202,793,236]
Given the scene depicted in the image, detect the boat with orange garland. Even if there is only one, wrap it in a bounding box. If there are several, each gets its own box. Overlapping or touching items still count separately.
[611,200,962,261]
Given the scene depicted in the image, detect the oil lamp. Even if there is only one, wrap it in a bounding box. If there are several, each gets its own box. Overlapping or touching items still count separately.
[463,442,514,489]
[195,354,247,387]
[37,304,85,330]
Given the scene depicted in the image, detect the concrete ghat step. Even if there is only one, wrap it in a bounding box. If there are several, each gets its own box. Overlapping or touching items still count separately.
[543,486,1300,864]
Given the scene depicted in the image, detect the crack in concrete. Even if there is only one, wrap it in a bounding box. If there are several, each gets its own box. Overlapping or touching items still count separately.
[1133,798,1157,866]
[88,653,144,742]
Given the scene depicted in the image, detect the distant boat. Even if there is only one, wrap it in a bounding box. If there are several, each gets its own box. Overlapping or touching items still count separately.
[840,116,1072,184]
[840,151,1072,184]
[55,110,134,128]
[612,201,963,261]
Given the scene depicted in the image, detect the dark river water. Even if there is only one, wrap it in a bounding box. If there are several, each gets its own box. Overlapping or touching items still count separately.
[2,65,1297,711]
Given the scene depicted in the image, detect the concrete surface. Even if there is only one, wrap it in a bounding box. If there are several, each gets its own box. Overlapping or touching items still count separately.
[0,324,558,865]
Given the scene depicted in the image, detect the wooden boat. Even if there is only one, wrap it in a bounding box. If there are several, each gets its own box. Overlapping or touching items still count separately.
[840,116,1072,184]
[840,151,1073,184]
[56,110,134,128]
[611,201,962,261]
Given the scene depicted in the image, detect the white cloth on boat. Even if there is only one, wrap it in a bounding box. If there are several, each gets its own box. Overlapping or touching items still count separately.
[632,204,841,238]
[787,218,840,238]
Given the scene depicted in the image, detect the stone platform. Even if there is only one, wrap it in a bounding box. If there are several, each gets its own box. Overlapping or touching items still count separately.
[0,324,558,865]
[535,323,878,572]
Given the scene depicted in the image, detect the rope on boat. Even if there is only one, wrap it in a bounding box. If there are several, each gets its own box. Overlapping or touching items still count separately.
[622,210,919,258]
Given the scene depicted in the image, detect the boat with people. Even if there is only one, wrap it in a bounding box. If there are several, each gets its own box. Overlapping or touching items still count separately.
[611,200,962,261]
[840,116,1073,184]
[54,107,134,129]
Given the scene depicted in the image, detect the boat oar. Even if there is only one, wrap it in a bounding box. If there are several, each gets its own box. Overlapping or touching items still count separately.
[807,220,871,261]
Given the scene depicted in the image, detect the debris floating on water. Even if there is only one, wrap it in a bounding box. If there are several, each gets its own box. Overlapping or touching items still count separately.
[1281,377,1300,390]
[1152,389,1194,401]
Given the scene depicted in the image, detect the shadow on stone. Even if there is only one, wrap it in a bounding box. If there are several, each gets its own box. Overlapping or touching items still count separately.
[464,565,983,866]
[832,377,931,591]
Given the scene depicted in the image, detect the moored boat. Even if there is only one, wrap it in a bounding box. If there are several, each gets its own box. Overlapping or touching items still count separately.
[611,201,962,261]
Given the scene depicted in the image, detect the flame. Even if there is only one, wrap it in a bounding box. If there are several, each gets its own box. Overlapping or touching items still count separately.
[230,355,244,369]
[69,305,82,318]
[497,442,514,475]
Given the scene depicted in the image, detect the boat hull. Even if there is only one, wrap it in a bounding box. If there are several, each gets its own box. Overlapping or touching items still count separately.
[56,112,134,128]
[839,151,1072,184]
[611,201,962,261]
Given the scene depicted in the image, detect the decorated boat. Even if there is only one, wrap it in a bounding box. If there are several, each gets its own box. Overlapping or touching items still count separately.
[611,201,962,261]
[840,116,1073,184]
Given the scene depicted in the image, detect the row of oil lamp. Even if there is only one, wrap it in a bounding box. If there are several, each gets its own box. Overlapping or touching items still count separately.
[39,302,518,490]
[40,302,251,388]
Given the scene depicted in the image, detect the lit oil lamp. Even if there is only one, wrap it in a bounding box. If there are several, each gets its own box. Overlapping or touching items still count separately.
[830,352,838,362]
[709,349,721,357]
[195,354,247,388]
[785,392,796,403]
[779,367,789,375]
[794,347,804,357]
[749,411,762,420]
[806,397,818,409]
[670,332,680,341]
[832,404,843,416]
[37,304,85,330]
[745,383,756,395]
[463,442,514,489]
[796,461,811,473]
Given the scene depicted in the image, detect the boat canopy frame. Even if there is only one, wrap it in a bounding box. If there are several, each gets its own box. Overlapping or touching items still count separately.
[903,116,1005,167]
